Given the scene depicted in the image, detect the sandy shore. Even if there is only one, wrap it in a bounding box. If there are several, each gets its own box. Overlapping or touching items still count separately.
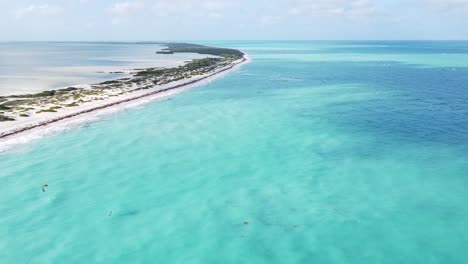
[0,44,213,96]
[0,56,249,146]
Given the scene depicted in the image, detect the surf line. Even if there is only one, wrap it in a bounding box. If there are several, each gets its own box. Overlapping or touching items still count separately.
[0,58,247,140]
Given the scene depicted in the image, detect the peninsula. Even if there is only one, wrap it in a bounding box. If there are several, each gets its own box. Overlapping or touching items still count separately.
[0,43,247,139]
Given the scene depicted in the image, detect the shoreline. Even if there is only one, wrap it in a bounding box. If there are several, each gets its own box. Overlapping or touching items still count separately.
[0,56,249,142]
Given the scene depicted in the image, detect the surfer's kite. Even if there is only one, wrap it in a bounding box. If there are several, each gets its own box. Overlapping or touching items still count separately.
[42,184,48,192]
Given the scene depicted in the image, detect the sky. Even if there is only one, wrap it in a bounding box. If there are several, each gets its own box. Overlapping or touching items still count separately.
[1,0,468,41]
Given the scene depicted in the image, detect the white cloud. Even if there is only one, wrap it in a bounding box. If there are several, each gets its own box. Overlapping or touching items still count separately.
[15,4,63,19]
[287,0,376,18]
[428,0,468,11]
[151,0,234,18]
[108,1,145,25]
[109,1,144,16]
[258,15,280,28]
[152,1,190,17]
[433,0,468,6]
[289,7,301,15]
[201,1,228,11]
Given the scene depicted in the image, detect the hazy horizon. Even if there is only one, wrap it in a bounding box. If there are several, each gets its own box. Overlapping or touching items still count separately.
[2,0,468,41]
[2,39,468,43]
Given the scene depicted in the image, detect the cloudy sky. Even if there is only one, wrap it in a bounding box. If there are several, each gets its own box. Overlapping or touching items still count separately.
[1,0,468,41]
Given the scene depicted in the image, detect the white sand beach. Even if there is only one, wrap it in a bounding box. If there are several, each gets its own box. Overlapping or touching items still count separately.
[0,56,250,150]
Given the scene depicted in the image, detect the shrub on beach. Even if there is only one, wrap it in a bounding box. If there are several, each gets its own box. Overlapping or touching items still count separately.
[0,104,11,111]
[0,114,15,121]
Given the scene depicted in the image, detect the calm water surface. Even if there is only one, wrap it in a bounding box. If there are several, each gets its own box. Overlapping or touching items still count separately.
[0,42,209,95]
[1,41,468,263]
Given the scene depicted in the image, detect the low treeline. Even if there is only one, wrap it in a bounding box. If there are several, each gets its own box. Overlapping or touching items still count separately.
[4,87,79,99]
[156,43,244,59]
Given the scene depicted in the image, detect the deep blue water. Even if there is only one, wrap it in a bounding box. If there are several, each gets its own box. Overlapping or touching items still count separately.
[1,41,468,263]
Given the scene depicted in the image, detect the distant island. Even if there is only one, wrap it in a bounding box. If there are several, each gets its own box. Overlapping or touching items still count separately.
[0,43,247,139]
[156,43,245,57]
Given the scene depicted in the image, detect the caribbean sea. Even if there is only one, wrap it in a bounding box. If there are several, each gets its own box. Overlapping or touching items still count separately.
[1,41,468,263]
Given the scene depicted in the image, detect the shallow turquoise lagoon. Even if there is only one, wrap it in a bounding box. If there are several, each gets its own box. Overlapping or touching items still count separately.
[1,41,468,263]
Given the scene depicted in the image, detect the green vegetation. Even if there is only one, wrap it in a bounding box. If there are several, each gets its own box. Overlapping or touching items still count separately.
[64,102,79,107]
[36,106,62,114]
[100,80,121,85]
[135,68,165,77]
[185,58,222,70]
[21,90,56,98]
[72,93,82,100]
[0,115,15,121]
[0,104,11,111]
[0,42,245,121]
[156,43,244,59]
[156,51,174,54]
[59,87,79,92]
[7,87,81,99]
[3,100,30,107]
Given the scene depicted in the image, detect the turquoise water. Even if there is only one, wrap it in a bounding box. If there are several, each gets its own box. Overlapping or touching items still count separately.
[1,41,468,263]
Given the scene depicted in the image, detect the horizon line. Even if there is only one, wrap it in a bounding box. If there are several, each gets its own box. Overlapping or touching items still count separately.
[2,39,468,43]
